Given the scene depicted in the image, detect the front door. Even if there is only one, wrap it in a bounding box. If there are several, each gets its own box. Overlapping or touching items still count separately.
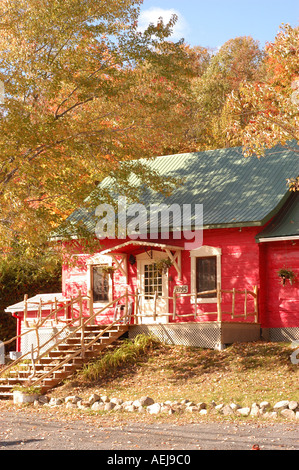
[137,252,169,324]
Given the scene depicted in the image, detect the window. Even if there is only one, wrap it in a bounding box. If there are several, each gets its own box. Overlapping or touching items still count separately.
[86,254,113,304]
[144,263,163,299]
[196,256,217,298]
[92,266,109,302]
[190,246,221,303]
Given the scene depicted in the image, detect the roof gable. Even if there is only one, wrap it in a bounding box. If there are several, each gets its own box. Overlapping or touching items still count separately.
[256,192,299,241]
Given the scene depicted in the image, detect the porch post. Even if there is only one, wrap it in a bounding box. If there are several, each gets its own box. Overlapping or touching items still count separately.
[24,294,28,328]
[217,283,222,322]
[173,287,176,320]
[88,289,94,325]
[79,290,85,358]
[194,291,197,320]
[153,291,157,322]
[254,285,258,323]
[125,287,128,323]
[135,289,139,325]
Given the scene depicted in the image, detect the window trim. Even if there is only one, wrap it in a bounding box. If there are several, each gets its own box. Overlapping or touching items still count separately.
[86,254,113,306]
[190,246,221,304]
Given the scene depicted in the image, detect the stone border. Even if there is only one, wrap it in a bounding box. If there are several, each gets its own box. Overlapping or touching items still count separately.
[33,395,299,420]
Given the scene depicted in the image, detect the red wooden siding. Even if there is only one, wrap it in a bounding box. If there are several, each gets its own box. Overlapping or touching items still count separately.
[260,241,299,328]
[62,226,262,324]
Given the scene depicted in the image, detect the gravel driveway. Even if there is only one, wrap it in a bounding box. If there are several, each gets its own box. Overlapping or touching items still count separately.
[0,408,298,451]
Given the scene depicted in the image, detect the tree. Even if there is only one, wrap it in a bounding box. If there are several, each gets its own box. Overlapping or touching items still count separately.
[225,24,299,173]
[191,36,264,150]
[0,0,195,252]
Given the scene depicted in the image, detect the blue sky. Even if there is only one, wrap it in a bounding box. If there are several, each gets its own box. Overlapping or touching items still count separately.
[139,0,299,49]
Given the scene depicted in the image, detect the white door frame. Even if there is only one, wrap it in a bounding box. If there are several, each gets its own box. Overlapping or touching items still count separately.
[136,250,169,324]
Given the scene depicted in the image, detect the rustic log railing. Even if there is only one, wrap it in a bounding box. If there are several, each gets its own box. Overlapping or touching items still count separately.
[172,283,258,323]
[1,284,258,379]
[133,284,258,324]
[0,289,133,384]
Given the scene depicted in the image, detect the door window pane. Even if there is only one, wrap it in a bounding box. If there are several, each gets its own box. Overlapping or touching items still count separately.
[92,266,109,302]
[196,256,217,297]
[144,263,162,299]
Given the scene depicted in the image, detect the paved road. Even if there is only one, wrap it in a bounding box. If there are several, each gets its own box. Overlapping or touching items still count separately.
[0,409,298,451]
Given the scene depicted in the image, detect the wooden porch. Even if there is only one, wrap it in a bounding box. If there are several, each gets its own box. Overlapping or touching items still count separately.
[0,285,260,398]
[11,282,259,328]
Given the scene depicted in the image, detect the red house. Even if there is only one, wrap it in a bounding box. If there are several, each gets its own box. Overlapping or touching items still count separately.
[6,143,299,352]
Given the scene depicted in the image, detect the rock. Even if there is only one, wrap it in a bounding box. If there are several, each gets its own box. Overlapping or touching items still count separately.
[222,405,235,415]
[197,402,207,410]
[186,401,196,407]
[49,397,63,406]
[186,406,199,413]
[91,401,104,411]
[215,404,224,411]
[230,403,241,411]
[281,409,296,419]
[88,393,101,405]
[170,401,180,407]
[101,395,110,403]
[122,400,133,407]
[111,404,121,411]
[199,409,208,416]
[65,395,82,404]
[250,403,260,417]
[296,411,299,420]
[138,396,155,407]
[259,401,271,411]
[147,403,161,414]
[66,402,77,409]
[38,395,49,405]
[104,402,116,411]
[273,400,289,410]
[161,405,171,413]
[110,397,123,406]
[77,400,89,410]
[125,405,137,412]
[288,401,298,411]
[132,399,142,408]
[236,407,251,417]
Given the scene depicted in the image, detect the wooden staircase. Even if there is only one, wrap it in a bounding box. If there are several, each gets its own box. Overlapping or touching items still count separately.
[0,323,128,399]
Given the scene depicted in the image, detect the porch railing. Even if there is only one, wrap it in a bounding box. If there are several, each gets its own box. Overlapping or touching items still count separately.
[172,283,259,323]
[0,290,131,382]
[1,284,258,377]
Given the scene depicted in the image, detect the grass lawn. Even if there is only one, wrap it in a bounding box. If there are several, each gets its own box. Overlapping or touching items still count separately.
[52,335,299,409]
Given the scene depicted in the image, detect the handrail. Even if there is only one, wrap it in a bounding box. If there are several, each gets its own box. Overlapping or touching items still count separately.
[1,284,258,382]
[0,291,129,381]
[32,309,129,387]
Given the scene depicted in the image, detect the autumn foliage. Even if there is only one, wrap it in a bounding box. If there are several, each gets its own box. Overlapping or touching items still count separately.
[0,1,297,254]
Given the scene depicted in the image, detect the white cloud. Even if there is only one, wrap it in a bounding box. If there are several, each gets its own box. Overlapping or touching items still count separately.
[138,7,189,41]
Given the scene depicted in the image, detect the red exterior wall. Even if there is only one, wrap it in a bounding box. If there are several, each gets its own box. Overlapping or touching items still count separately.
[169,226,260,323]
[61,226,262,324]
[16,227,299,331]
[259,240,299,328]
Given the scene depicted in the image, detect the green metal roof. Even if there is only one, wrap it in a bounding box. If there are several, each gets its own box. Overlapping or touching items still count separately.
[256,192,299,241]
[61,142,299,236]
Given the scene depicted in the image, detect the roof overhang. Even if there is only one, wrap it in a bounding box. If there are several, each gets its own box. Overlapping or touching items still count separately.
[5,293,65,314]
[100,241,183,280]
[100,241,184,255]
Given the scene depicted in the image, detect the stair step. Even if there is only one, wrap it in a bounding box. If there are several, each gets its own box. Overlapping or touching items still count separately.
[0,324,128,399]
